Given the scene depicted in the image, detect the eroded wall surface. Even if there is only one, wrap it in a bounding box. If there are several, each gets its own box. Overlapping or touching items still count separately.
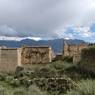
[0,48,21,73]
[0,46,53,73]
[63,42,88,63]
[21,47,53,65]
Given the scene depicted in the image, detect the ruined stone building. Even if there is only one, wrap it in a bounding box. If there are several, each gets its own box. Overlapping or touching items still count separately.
[21,46,53,65]
[0,46,53,73]
[64,42,77,57]
[0,48,21,73]
[63,41,88,63]
[53,53,63,61]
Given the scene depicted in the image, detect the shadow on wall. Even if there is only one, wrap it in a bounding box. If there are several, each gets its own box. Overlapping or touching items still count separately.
[79,46,95,73]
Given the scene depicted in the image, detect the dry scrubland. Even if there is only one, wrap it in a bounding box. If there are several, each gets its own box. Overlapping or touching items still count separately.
[0,46,95,95]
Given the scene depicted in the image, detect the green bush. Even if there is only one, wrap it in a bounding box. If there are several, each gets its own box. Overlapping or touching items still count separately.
[0,73,7,81]
[0,85,7,95]
[65,80,95,95]
[64,64,94,80]
[15,66,24,78]
[48,61,74,71]
[13,89,27,95]
[28,85,47,95]
[63,57,73,63]
[19,78,32,87]
[10,79,21,87]
[33,77,76,95]
[5,76,14,84]
[50,61,64,70]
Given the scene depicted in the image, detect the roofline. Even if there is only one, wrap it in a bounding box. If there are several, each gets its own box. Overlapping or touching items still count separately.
[65,43,88,46]
[1,48,18,50]
[23,46,51,48]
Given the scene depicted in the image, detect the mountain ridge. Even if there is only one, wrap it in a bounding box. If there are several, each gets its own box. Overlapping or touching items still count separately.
[0,38,85,53]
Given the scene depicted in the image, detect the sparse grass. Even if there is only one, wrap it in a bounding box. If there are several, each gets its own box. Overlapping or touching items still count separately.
[28,85,47,95]
[65,80,95,95]
[0,60,94,95]
[48,61,74,70]
[22,60,73,71]
[63,57,73,63]
[0,80,27,95]
[0,80,48,95]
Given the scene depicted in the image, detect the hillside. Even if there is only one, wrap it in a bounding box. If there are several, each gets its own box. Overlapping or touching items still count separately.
[0,39,85,53]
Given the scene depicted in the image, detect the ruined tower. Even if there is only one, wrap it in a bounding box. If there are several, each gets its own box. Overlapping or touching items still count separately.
[64,41,70,57]
[63,41,88,63]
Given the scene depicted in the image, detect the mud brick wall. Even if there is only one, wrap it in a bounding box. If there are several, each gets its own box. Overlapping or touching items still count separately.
[79,46,95,73]
[0,48,21,73]
[21,46,53,65]
[63,42,88,63]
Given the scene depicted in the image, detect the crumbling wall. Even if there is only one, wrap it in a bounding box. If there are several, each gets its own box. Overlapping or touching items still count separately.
[73,44,88,63]
[21,46,53,65]
[63,42,88,63]
[54,53,63,61]
[0,48,21,73]
[81,46,95,64]
[0,46,53,73]
[64,42,78,57]
[79,46,95,73]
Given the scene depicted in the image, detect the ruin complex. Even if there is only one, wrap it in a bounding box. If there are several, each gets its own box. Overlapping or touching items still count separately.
[63,41,88,63]
[0,46,53,73]
[21,46,53,65]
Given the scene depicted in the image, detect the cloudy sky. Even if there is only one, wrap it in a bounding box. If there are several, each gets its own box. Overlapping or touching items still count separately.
[0,0,95,42]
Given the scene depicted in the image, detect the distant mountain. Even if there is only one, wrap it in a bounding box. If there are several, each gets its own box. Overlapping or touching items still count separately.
[0,38,85,54]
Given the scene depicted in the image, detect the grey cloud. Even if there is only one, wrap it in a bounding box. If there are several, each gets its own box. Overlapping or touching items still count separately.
[0,0,95,38]
[0,25,18,36]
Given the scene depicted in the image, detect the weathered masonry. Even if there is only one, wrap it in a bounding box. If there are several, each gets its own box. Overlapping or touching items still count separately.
[0,46,53,73]
[0,48,21,73]
[21,46,53,65]
[63,41,88,63]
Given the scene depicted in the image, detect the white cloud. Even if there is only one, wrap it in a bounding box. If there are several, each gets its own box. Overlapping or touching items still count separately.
[0,25,18,36]
[74,26,94,37]
[0,0,95,42]
[0,36,42,41]
[55,25,95,42]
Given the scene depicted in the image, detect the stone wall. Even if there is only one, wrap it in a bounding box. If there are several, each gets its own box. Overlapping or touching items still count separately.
[79,46,95,73]
[73,44,88,63]
[81,46,95,64]
[0,46,53,73]
[63,42,88,63]
[64,42,78,57]
[21,46,53,65]
[53,53,63,61]
[0,48,21,73]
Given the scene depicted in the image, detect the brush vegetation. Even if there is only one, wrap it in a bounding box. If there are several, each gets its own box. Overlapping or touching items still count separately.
[0,50,95,95]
